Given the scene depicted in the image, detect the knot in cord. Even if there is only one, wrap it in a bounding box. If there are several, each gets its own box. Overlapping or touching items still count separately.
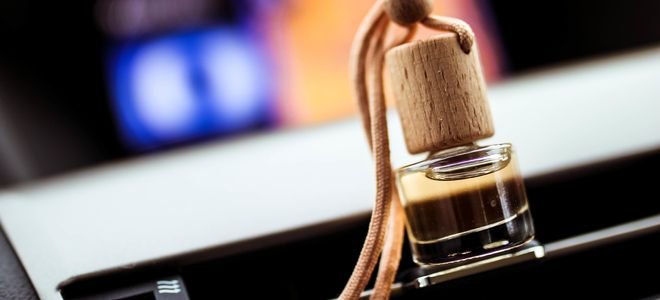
[384,0,433,26]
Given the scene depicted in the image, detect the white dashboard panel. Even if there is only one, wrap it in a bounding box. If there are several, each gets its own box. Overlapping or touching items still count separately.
[2,46,660,299]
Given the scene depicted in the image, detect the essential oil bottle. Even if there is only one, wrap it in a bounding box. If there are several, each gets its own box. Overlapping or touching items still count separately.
[386,33,536,265]
[397,143,534,264]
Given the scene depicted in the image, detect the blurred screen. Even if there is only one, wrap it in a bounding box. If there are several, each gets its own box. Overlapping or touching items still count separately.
[97,0,504,151]
[107,27,275,150]
[100,1,278,150]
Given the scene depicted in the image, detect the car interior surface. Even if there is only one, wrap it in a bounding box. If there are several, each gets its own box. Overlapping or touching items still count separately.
[0,1,658,299]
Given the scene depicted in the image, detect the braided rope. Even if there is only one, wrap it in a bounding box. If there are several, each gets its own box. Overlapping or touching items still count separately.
[340,2,475,298]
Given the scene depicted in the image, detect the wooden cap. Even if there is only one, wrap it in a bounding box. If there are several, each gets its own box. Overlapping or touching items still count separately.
[386,33,494,154]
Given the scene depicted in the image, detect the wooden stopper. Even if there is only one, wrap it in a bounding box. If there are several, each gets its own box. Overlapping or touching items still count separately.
[386,33,494,154]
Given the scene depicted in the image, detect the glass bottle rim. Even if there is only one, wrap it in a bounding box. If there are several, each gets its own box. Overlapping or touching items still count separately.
[398,143,513,174]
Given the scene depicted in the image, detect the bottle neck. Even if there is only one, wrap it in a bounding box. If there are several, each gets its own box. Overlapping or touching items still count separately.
[427,142,478,159]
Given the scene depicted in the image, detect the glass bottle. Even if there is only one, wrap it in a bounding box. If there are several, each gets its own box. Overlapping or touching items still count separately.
[396,143,535,265]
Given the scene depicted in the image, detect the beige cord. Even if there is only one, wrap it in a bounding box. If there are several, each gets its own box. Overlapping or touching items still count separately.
[370,23,416,300]
[421,15,474,54]
[350,2,387,150]
[340,1,476,298]
[339,11,391,299]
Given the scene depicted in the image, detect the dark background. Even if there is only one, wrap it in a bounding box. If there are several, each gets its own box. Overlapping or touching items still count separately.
[489,1,660,71]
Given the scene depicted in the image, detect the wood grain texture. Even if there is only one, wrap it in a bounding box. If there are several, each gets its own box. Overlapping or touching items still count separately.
[386,33,494,154]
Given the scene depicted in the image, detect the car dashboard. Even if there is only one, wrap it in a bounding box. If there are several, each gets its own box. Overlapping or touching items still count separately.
[1,46,660,300]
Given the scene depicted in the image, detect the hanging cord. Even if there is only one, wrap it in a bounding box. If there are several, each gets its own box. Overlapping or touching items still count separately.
[340,1,475,299]
[340,8,402,299]
[369,24,416,300]
[349,2,386,149]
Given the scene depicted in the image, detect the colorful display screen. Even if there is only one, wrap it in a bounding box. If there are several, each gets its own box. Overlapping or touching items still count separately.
[100,0,503,151]
[108,27,275,150]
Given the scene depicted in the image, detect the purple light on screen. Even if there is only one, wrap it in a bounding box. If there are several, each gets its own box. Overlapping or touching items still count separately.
[200,29,271,130]
[130,39,199,138]
[109,27,275,151]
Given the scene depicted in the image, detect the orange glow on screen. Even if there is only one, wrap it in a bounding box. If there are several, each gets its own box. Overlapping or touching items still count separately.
[264,0,504,126]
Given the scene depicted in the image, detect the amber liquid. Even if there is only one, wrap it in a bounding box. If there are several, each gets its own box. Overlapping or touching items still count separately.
[398,159,534,265]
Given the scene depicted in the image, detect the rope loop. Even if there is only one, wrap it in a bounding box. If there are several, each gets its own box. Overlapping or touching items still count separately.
[421,15,475,53]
